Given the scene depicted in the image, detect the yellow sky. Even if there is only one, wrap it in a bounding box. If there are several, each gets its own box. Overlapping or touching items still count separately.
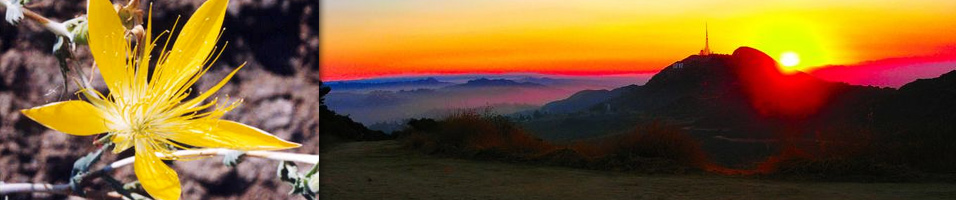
[321,0,956,80]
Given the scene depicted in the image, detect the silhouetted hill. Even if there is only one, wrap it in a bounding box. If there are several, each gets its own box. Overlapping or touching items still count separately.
[540,85,637,114]
[319,82,395,149]
[881,70,956,125]
[606,53,751,121]
[872,70,956,172]
[526,47,908,167]
[538,47,892,131]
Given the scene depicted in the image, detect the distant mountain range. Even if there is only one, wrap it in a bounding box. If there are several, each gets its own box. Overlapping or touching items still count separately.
[447,78,546,88]
[325,77,453,91]
[324,77,583,126]
[322,73,652,127]
[325,74,651,92]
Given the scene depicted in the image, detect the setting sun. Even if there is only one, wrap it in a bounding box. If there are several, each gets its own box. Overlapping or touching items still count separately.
[780,52,801,68]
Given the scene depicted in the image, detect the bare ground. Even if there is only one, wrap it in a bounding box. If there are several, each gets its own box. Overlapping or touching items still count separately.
[320,141,956,200]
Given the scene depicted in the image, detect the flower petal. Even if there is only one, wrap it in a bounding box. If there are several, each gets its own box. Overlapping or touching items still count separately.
[87,0,131,93]
[20,101,109,136]
[168,120,300,151]
[111,133,133,153]
[155,0,228,88]
[134,141,181,200]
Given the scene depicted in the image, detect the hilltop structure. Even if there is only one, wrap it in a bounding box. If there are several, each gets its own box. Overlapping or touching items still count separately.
[699,23,712,56]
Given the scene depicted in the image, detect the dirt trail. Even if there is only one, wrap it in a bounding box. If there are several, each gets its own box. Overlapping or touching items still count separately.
[320,141,956,199]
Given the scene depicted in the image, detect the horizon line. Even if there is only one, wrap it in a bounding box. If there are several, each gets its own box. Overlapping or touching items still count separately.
[321,70,660,82]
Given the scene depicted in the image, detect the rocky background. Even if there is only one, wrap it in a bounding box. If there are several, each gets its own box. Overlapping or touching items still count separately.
[1,0,319,199]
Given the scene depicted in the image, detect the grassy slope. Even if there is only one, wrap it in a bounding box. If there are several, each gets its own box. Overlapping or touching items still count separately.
[320,141,956,199]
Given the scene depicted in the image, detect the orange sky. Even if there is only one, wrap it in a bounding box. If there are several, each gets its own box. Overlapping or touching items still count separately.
[321,0,956,81]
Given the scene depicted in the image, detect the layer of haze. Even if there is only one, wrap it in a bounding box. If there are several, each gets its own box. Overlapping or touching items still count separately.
[321,0,956,82]
[323,74,651,127]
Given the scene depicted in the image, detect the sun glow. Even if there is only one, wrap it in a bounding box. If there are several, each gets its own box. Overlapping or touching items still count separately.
[323,1,956,80]
[780,52,800,68]
[736,17,840,73]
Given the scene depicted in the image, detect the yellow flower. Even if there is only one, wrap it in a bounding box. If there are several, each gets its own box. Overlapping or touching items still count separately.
[19,0,300,199]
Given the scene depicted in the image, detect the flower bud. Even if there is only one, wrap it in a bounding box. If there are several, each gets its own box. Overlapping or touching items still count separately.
[64,16,89,45]
[130,24,145,42]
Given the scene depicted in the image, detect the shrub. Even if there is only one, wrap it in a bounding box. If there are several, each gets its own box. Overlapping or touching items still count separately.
[884,125,956,173]
[760,125,916,180]
[401,116,711,173]
[571,122,710,173]
[399,111,552,158]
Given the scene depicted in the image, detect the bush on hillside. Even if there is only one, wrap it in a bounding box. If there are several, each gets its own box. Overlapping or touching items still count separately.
[400,115,712,173]
[764,125,916,180]
[398,111,552,158]
[571,122,709,173]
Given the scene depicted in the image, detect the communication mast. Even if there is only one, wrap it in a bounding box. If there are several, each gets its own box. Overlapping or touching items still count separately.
[699,23,712,56]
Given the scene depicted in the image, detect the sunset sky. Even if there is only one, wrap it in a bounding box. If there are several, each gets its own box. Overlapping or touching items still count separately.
[321,0,956,82]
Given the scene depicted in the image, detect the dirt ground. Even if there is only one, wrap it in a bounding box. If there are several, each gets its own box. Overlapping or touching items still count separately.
[320,141,956,200]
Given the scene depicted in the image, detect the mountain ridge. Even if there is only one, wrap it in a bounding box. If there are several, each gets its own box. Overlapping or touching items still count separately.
[326,77,452,91]
[522,47,956,168]
[527,47,905,140]
[541,47,896,123]
[447,78,546,88]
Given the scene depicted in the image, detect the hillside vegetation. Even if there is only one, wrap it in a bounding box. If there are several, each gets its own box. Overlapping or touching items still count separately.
[321,140,956,200]
[396,112,712,174]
